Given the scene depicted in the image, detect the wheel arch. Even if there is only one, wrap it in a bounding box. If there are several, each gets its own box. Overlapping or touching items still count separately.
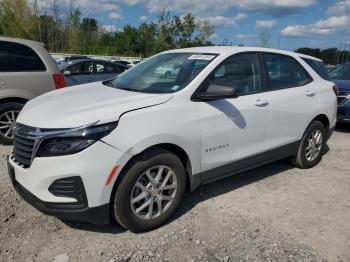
[312,114,330,129]
[0,97,28,105]
[109,143,199,215]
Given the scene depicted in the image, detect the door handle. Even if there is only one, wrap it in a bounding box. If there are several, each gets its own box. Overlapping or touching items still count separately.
[254,99,269,107]
[305,90,315,97]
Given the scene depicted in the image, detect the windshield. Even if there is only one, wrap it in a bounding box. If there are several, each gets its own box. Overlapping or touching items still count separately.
[107,52,217,93]
[329,63,350,80]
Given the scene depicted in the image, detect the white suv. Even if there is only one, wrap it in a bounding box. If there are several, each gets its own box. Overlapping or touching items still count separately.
[7,47,337,232]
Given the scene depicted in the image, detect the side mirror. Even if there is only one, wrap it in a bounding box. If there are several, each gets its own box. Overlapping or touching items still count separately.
[195,83,239,101]
[63,70,71,76]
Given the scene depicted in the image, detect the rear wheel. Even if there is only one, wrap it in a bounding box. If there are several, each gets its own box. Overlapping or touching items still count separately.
[290,120,326,169]
[113,149,186,233]
[0,102,24,145]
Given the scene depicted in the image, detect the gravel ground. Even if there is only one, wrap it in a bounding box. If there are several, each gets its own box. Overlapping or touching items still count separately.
[0,125,349,262]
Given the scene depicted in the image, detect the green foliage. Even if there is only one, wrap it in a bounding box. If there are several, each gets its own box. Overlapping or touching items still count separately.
[0,0,214,57]
[0,1,215,57]
[296,47,349,65]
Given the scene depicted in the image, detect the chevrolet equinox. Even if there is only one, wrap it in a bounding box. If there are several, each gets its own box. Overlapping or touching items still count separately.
[7,47,337,232]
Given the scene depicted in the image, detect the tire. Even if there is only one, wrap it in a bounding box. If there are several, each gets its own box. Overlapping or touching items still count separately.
[290,120,326,169]
[113,149,186,233]
[0,102,24,145]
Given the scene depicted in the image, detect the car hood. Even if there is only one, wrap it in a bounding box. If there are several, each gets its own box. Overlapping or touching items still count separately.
[17,82,173,128]
[333,80,350,92]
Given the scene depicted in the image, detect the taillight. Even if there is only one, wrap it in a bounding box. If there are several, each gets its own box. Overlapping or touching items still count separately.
[333,85,339,96]
[52,74,67,89]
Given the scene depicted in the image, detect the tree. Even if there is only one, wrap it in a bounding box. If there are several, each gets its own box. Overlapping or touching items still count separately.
[259,31,271,48]
[195,19,214,46]
[0,0,35,38]
[0,1,215,56]
[68,8,82,53]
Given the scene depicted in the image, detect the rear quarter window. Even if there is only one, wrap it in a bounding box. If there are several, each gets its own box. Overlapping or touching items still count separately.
[0,41,46,72]
[301,57,330,81]
[263,53,312,90]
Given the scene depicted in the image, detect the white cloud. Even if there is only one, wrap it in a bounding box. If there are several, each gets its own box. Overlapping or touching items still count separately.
[117,0,316,16]
[327,0,350,16]
[102,24,117,33]
[256,19,277,28]
[236,34,254,40]
[139,15,148,22]
[108,12,122,20]
[314,15,350,28]
[35,0,317,21]
[35,0,123,20]
[281,15,350,37]
[199,13,247,27]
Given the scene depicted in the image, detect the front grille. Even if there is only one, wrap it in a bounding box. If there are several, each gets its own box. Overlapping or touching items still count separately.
[12,124,37,168]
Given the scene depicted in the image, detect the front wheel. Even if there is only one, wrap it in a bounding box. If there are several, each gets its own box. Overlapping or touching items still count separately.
[290,120,326,169]
[113,149,186,233]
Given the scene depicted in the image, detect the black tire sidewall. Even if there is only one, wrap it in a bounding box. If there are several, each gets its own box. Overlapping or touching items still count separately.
[0,102,24,145]
[113,149,186,233]
[298,121,326,168]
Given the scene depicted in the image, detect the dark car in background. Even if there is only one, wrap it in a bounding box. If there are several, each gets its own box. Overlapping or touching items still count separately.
[59,59,128,86]
[329,62,350,123]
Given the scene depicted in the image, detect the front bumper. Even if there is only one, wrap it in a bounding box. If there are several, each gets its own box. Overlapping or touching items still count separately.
[7,141,132,224]
[8,160,110,223]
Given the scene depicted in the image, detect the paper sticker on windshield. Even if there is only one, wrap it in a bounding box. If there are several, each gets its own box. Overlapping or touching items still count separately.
[188,54,215,61]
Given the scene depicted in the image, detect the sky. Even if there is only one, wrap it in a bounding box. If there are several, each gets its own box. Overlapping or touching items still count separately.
[36,0,350,51]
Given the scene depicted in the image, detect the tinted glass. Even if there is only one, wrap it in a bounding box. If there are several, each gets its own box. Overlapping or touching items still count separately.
[264,54,311,90]
[82,62,93,74]
[109,53,217,93]
[209,53,261,95]
[95,61,118,74]
[0,41,46,72]
[302,58,330,80]
[67,63,82,75]
[329,63,350,80]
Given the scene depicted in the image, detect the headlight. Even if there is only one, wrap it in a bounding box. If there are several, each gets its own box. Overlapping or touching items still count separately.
[36,122,117,157]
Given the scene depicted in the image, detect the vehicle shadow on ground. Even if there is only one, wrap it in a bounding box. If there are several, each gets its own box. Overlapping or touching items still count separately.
[173,160,294,222]
[62,159,296,234]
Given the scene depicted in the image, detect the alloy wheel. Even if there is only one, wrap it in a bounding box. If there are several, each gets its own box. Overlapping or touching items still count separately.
[0,110,19,139]
[130,165,177,220]
[305,129,323,161]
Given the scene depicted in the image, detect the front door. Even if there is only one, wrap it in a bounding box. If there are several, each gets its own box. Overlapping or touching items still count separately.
[195,53,271,179]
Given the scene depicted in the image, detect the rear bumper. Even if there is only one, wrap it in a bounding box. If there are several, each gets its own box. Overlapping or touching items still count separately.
[7,159,110,224]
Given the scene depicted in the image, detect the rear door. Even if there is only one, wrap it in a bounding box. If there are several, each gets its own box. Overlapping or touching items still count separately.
[261,53,318,148]
[93,61,119,81]
[0,41,54,98]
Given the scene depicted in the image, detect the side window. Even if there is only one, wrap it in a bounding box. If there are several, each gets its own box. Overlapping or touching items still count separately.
[0,41,46,72]
[82,62,94,74]
[95,62,118,74]
[302,58,330,80]
[116,65,126,73]
[209,53,261,95]
[264,54,312,90]
[67,63,82,75]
